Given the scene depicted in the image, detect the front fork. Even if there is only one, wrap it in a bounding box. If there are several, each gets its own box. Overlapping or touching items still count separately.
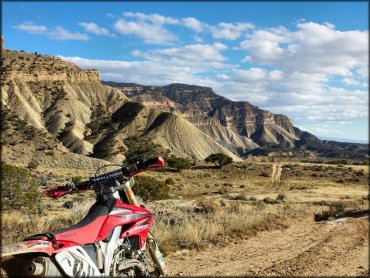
[123,182,168,276]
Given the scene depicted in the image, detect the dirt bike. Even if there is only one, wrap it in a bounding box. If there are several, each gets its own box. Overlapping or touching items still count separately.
[1,157,168,277]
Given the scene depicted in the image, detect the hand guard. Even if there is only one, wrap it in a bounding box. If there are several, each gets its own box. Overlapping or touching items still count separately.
[44,185,73,199]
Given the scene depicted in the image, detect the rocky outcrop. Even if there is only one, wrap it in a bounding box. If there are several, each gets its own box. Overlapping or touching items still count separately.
[111,83,299,152]
[1,49,128,157]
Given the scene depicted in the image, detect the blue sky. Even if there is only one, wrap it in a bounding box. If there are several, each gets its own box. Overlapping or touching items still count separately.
[3,1,369,142]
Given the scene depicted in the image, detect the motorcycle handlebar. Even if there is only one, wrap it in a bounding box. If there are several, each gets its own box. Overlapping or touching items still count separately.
[44,156,165,199]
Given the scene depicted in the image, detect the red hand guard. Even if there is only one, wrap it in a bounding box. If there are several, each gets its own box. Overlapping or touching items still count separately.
[44,185,73,199]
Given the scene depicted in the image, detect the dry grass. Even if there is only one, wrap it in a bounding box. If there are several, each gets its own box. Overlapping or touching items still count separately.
[1,198,94,245]
[148,199,291,254]
[1,161,367,257]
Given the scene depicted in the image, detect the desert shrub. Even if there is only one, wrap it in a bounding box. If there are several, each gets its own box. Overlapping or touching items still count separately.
[167,156,192,171]
[134,176,170,201]
[1,163,39,209]
[165,177,175,185]
[259,172,270,177]
[218,186,229,195]
[277,193,287,201]
[27,161,39,170]
[263,197,280,205]
[354,170,364,176]
[205,153,233,168]
[72,176,83,184]
[228,193,248,201]
[194,199,218,214]
[63,201,74,209]
[314,202,348,221]
[328,159,348,165]
[313,200,331,206]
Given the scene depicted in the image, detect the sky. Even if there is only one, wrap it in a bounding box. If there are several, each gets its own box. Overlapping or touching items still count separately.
[3,1,369,143]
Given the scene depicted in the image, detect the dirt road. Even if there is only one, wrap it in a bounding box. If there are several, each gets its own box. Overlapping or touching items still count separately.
[165,217,368,276]
[271,164,283,187]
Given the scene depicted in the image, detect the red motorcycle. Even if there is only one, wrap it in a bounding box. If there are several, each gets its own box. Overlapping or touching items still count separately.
[1,157,168,277]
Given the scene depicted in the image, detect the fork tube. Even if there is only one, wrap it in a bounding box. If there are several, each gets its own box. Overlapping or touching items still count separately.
[123,183,139,206]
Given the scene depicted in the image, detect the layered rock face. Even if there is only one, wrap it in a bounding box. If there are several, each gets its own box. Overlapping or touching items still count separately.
[107,82,369,159]
[1,50,128,158]
[111,83,299,153]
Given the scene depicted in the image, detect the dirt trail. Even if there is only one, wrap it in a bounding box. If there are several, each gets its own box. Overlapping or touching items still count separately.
[271,164,282,187]
[165,217,368,276]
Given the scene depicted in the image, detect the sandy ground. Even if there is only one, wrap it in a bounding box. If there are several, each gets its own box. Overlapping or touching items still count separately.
[165,216,369,276]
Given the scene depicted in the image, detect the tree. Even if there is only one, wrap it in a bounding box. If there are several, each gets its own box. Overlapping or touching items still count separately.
[123,136,165,164]
[1,163,39,209]
[205,153,233,168]
[167,156,192,172]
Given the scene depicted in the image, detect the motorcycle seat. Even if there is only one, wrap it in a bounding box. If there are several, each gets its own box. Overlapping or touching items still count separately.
[25,203,108,245]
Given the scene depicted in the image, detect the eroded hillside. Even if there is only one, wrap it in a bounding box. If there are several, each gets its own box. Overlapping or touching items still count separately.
[1,50,241,165]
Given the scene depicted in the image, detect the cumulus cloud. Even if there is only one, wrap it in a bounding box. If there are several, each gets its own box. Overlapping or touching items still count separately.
[114,19,176,45]
[79,22,115,37]
[240,22,368,76]
[13,22,89,41]
[210,22,255,40]
[48,27,89,41]
[13,22,48,33]
[123,12,179,25]
[130,43,230,72]
[181,17,206,32]
[60,55,221,88]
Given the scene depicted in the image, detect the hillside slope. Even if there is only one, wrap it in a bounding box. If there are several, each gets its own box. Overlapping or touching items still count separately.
[106,82,368,159]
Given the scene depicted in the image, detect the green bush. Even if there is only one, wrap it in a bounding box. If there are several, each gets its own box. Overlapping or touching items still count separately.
[165,177,175,185]
[134,176,170,201]
[27,161,39,170]
[1,163,39,209]
[167,156,192,172]
[205,153,233,168]
[72,176,83,184]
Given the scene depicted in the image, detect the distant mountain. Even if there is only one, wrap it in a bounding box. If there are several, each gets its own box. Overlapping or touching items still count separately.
[319,136,368,144]
[103,82,369,160]
[1,49,367,169]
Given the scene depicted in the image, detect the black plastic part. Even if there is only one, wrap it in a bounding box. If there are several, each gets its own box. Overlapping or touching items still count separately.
[82,244,97,267]
[25,195,119,242]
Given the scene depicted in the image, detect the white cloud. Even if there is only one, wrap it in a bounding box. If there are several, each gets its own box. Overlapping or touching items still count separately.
[13,22,48,33]
[13,22,89,41]
[60,55,222,88]
[240,22,368,77]
[123,12,179,25]
[114,19,176,45]
[130,43,230,72]
[211,22,255,40]
[79,22,115,37]
[181,17,205,32]
[48,27,89,41]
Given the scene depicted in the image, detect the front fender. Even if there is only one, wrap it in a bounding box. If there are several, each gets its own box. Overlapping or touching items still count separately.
[1,240,54,258]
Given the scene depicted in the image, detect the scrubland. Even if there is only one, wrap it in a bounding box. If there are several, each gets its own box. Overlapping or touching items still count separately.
[2,160,368,255]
